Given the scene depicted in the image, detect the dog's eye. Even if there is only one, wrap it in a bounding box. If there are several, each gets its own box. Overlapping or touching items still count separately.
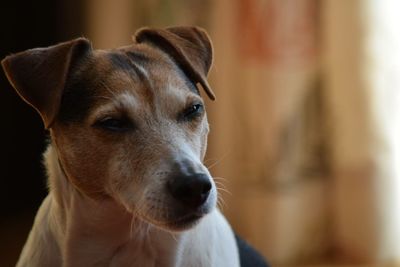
[94,117,133,132]
[181,103,204,121]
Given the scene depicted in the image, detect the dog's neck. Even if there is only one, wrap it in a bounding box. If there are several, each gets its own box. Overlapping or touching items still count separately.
[44,144,183,266]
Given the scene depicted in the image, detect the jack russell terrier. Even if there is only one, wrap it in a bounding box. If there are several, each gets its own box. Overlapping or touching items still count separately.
[2,26,268,267]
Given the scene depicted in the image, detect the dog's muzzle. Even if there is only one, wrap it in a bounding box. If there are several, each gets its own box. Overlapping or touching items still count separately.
[146,158,216,230]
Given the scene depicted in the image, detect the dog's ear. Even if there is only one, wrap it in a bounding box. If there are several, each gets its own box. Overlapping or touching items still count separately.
[1,38,92,129]
[135,26,216,100]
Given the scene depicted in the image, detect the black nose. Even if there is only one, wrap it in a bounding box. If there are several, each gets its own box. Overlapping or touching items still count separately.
[167,173,212,208]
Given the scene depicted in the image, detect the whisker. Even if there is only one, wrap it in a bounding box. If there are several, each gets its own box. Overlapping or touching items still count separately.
[203,158,218,164]
[217,195,226,210]
[205,151,230,170]
[214,181,228,187]
[169,232,178,243]
[214,180,231,192]
[216,185,232,196]
[213,176,228,182]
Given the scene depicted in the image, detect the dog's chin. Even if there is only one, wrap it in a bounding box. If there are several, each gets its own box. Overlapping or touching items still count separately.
[160,213,204,232]
[124,193,218,232]
[143,207,213,232]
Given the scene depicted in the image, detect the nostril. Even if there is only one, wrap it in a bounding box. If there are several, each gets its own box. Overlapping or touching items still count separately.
[167,173,212,208]
[201,179,212,194]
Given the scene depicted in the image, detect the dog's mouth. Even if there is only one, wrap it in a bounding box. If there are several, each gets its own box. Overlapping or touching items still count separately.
[130,202,212,232]
[125,180,217,232]
[161,212,204,231]
[158,194,216,231]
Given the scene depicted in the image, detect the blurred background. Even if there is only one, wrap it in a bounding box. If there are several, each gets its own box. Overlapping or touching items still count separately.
[1,0,400,266]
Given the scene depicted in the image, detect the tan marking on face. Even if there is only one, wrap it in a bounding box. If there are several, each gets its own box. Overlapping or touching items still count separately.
[51,44,216,229]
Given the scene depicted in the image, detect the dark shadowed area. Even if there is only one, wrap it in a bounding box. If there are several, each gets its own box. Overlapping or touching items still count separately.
[0,1,84,266]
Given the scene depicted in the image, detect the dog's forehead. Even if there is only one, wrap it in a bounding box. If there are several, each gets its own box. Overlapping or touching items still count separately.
[58,44,200,123]
[96,46,200,107]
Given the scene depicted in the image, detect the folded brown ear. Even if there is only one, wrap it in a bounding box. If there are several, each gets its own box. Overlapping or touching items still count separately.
[135,26,216,100]
[1,38,92,128]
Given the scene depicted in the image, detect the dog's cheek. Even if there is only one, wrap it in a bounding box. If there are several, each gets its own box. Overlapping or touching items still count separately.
[104,139,154,210]
[52,127,111,199]
[199,124,209,161]
[106,150,140,208]
[189,117,210,161]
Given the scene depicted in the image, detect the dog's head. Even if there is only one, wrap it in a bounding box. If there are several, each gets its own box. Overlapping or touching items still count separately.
[2,26,217,231]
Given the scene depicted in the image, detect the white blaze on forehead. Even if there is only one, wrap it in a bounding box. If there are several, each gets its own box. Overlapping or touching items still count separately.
[117,92,139,109]
[133,62,150,80]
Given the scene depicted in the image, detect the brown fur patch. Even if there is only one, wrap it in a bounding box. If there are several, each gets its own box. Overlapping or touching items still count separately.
[51,43,211,209]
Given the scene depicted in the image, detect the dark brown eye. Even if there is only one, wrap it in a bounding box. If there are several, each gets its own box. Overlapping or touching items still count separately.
[94,116,133,132]
[181,103,204,121]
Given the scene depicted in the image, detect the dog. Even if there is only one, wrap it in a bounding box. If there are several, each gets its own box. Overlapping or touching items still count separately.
[2,26,241,267]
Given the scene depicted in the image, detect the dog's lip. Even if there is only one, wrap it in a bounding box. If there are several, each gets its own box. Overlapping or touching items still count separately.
[167,200,214,226]
[173,213,203,224]
[162,211,205,229]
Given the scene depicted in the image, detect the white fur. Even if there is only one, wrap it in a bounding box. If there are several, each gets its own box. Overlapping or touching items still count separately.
[16,145,239,267]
